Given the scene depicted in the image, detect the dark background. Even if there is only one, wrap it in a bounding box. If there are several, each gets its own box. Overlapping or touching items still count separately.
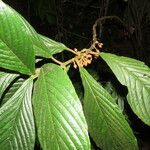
[3,0,150,149]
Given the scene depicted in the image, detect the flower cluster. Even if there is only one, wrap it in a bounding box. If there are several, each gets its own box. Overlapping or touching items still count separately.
[73,41,103,68]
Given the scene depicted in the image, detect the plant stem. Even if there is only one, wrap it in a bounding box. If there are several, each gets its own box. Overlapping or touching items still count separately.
[31,68,41,79]
[63,58,75,66]
[50,56,75,69]
[50,56,63,65]
[66,48,77,55]
[93,16,127,42]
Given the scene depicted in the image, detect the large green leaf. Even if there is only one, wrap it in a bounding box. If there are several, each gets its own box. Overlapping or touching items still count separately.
[0,78,24,106]
[80,68,138,150]
[101,52,150,125]
[0,71,18,99]
[33,64,90,150]
[0,78,35,150]
[0,1,35,74]
[20,18,51,58]
[35,34,68,57]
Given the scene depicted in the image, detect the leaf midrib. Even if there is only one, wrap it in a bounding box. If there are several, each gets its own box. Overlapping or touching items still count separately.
[4,85,28,146]
[82,72,116,147]
[82,70,136,147]
[114,59,150,119]
[110,58,150,91]
[41,70,60,150]
[102,54,150,125]
[0,8,34,73]
[0,38,31,73]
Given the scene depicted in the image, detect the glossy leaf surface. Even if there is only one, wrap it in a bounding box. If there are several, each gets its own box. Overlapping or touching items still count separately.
[33,64,90,150]
[0,78,35,150]
[0,71,18,99]
[35,34,68,57]
[1,78,24,106]
[101,52,150,125]
[21,20,51,58]
[0,1,35,74]
[80,68,138,150]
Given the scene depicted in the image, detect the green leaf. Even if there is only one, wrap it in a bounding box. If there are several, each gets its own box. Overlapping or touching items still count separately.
[20,19,50,58]
[80,68,138,150]
[1,78,24,106]
[35,34,68,57]
[0,78,35,150]
[33,64,90,150]
[101,52,150,126]
[0,71,18,99]
[0,1,35,74]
